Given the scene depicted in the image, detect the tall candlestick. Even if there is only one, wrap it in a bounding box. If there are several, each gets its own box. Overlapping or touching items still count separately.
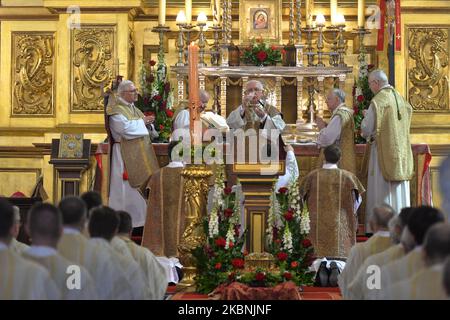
[188,42,200,143]
[158,0,166,26]
[212,0,220,26]
[186,0,192,25]
[330,0,337,26]
[358,0,365,28]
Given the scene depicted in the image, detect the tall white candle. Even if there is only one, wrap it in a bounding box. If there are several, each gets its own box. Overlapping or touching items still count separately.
[185,0,192,25]
[358,0,365,28]
[158,0,166,26]
[330,0,337,26]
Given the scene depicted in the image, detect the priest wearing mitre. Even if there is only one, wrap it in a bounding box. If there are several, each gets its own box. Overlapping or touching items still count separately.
[299,145,365,259]
[105,79,160,229]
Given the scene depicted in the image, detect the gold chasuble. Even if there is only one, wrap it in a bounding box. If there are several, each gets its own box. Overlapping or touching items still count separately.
[317,107,357,174]
[299,168,365,258]
[142,167,186,257]
[244,105,281,131]
[106,102,159,192]
[370,87,413,181]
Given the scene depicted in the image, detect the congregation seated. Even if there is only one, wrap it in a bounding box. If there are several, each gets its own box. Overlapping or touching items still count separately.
[9,205,29,255]
[23,203,97,299]
[0,198,59,300]
[88,206,149,299]
[345,207,413,299]
[116,210,167,300]
[57,196,125,300]
[381,223,450,299]
[338,204,394,297]
[370,206,445,299]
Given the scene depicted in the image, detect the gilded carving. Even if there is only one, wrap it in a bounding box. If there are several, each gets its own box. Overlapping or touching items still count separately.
[12,32,55,116]
[408,27,449,111]
[71,26,115,112]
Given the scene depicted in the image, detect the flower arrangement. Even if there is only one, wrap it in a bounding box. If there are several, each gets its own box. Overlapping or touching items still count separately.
[135,60,174,142]
[353,54,375,144]
[241,38,283,66]
[265,176,315,286]
[192,166,315,294]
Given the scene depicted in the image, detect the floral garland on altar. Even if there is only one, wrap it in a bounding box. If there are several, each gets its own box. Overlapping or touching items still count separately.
[353,53,375,144]
[192,166,315,294]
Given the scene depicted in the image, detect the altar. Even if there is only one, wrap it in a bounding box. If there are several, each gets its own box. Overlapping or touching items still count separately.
[95,142,433,240]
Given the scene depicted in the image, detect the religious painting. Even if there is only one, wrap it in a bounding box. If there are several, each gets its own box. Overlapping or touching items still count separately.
[239,0,282,44]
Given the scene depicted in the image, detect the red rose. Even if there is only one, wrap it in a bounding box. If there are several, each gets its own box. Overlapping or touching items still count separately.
[357,95,364,102]
[164,82,171,93]
[159,124,164,131]
[234,225,240,237]
[278,187,288,194]
[256,51,268,62]
[215,237,226,248]
[283,272,292,280]
[154,95,162,101]
[231,258,245,269]
[228,241,234,249]
[255,272,266,282]
[353,106,359,114]
[290,261,299,268]
[224,208,233,218]
[149,60,156,66]
[284,210,294,221]
[302,238,312,248]
[223,187,232,195]
[214,262,222,270]
[122,170,129,181]
[271,45,277,51]
[368,64,375,70]
[277,252,288,261]
[165,109,174,118]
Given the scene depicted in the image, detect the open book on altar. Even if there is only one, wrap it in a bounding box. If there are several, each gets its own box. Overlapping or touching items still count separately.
[200,111,229,132]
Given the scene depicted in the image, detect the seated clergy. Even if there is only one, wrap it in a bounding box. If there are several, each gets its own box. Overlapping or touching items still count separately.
[299,145,365,259]
[9,205,29,255]
[382,223,450,300]
[58,196,132,300]
[346,207,413,299]
[88,206,149,300]
[370,206,445,299]
[117,211,167,300]
[0,198,59,300]
[23,203,97,300]
[338,204,394,298]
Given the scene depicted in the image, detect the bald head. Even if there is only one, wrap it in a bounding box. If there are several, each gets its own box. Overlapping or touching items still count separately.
[423,223,450,266]
[370,204,395,232]
[199,89,210,112]
[27,203,62,246]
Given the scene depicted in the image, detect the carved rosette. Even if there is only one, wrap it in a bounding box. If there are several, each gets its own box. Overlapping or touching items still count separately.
[12,33,55,116]
[71,26,115,112]
[178,164,213,287]
[408,27,449,111]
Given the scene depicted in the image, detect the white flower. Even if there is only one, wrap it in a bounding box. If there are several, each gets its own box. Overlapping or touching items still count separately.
[282,225,293,253]
[300,204,311,235]
[225,225,234,250]
[208,206,219,238]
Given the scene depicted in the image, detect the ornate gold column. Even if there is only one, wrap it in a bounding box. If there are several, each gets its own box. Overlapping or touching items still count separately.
[177,164,213,288]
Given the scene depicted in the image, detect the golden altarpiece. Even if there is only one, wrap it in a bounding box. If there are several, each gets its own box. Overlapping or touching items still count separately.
[0,1,449,247]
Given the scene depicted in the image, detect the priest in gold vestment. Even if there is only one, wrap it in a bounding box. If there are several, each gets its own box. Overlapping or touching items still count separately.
[361,70,413,232]
[299,145,365,259]
[142,141,186,258]
[315,89,356,174]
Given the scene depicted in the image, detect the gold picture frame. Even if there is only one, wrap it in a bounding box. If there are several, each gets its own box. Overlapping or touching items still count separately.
[239,0,282,45]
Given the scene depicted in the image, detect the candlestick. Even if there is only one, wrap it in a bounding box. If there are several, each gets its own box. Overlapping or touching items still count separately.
[295,0,302,43]
[152,25,171,68]
[158,0,166,26]
[305,0,314,27]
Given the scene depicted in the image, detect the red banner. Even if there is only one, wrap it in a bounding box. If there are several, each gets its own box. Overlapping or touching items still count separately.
[377,0,386,51]
[395,0,402,51]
